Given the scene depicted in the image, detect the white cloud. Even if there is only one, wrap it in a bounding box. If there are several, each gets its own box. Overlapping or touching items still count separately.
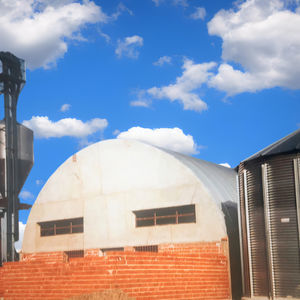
[152,0,188,6]
[117,127,199,155]
[130,89,152,107]
[115,35,144,59]
[98,29,111,43]
[35,179,43,185]
[207,0,300,95]
[152,0,163,6]
[113,129,120,136]
[173,0,189,7]
[219,162,231,168]
[19,190,34,200]
[190,7,206,20]
[130,99,151,107]
[153,56,172,66]
[60,103,71,112]
[0,0,108,69]
[111,3,133,20]
[23,116,108,138]
[144,59,216,112]
[15,221,26,252]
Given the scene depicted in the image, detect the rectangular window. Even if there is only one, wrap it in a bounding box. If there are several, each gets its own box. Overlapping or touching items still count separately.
[134,245,158,253]
[101,247,124,253]
[133,204,196,227]
[39,218,83,237]
[64,250,84,260]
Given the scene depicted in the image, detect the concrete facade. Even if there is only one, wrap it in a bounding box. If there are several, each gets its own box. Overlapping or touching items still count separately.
[22,139,237,254]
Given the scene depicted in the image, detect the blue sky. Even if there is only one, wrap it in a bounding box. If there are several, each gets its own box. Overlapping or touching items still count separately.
[0,0,300,239]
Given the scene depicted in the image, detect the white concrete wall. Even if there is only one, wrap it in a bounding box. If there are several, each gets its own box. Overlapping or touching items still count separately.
[22,139,227,253]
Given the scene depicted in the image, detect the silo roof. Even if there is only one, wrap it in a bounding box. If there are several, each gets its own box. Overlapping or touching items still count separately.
[243,128,300,162]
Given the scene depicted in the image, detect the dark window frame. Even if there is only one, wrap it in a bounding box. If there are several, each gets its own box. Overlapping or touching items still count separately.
[133,204,196,228]
[38,217,83,237]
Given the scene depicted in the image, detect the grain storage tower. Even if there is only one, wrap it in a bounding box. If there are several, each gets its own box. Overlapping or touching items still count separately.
[0,52,33,264]
[238,129,300,300]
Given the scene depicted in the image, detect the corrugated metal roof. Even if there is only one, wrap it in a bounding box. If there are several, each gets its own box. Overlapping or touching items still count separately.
[160,148,238,206]
[243,128,300,162]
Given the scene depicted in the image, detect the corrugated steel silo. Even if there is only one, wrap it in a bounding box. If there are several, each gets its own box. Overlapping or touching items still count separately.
[238,129,300,299]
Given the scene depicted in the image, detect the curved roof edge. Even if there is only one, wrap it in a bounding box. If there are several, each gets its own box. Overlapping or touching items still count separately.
[159,147,238,206]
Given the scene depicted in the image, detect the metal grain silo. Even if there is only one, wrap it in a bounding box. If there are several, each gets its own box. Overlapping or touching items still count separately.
[0,121,33,263]
[238,129,300,299]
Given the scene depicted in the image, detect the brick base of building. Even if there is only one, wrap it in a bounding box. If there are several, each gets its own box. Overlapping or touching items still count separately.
[0,240,232,300]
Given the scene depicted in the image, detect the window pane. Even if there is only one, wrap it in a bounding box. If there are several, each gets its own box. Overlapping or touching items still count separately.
[156,207,176,217]
[178,214,196,223]
[156,216,176,225]
[136,218,155,227]
[41,228,54,236]
[72,224,83,233]
[56,226,71,235]
[71,218,83,225]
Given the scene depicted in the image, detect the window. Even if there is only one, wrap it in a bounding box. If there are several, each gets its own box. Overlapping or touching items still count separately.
[38,218,83,237]
[101,247,124,253]
[64,250,84,260]
[134,245,158,253]
[133,204,196,227]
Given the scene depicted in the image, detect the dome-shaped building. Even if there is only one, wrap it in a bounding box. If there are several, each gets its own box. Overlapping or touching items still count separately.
[23,139,237,254]
[11,139,240,300]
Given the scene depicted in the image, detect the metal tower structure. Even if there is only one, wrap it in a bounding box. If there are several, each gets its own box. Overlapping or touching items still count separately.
[0,52,33,263]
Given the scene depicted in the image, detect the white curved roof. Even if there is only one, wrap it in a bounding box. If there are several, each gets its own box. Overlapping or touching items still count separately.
[22,139,237,254]
[161,148,237,206]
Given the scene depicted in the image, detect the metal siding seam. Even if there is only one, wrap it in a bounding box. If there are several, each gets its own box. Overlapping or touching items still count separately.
[243,169,254,298]
[293,157,300,244]
[262,163,275,300]
[237,172,245,295]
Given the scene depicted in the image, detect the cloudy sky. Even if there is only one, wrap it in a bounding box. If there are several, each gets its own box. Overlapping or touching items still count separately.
[0,0,299,248]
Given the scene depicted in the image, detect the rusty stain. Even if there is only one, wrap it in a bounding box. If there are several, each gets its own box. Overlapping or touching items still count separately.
[72,154,77,162]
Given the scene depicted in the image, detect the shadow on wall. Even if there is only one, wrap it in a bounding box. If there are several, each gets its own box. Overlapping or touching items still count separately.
[222,201,242,300]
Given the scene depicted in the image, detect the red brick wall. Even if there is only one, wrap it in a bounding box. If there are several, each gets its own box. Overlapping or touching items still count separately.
[0,240,231,300]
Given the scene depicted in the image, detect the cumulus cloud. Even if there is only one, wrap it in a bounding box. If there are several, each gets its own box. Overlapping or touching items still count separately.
[15,221,26,252]
[23,116,108,138]
[208,0,300,95]
[153,56,172,66]
[19,190,34,200]
[190,7,206,20]
[140,59,216,112]
[115,35,144,59]
[219,163,231,168]
[117,127,199,155]
[0,0,108,69]
[60,103,71,112]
